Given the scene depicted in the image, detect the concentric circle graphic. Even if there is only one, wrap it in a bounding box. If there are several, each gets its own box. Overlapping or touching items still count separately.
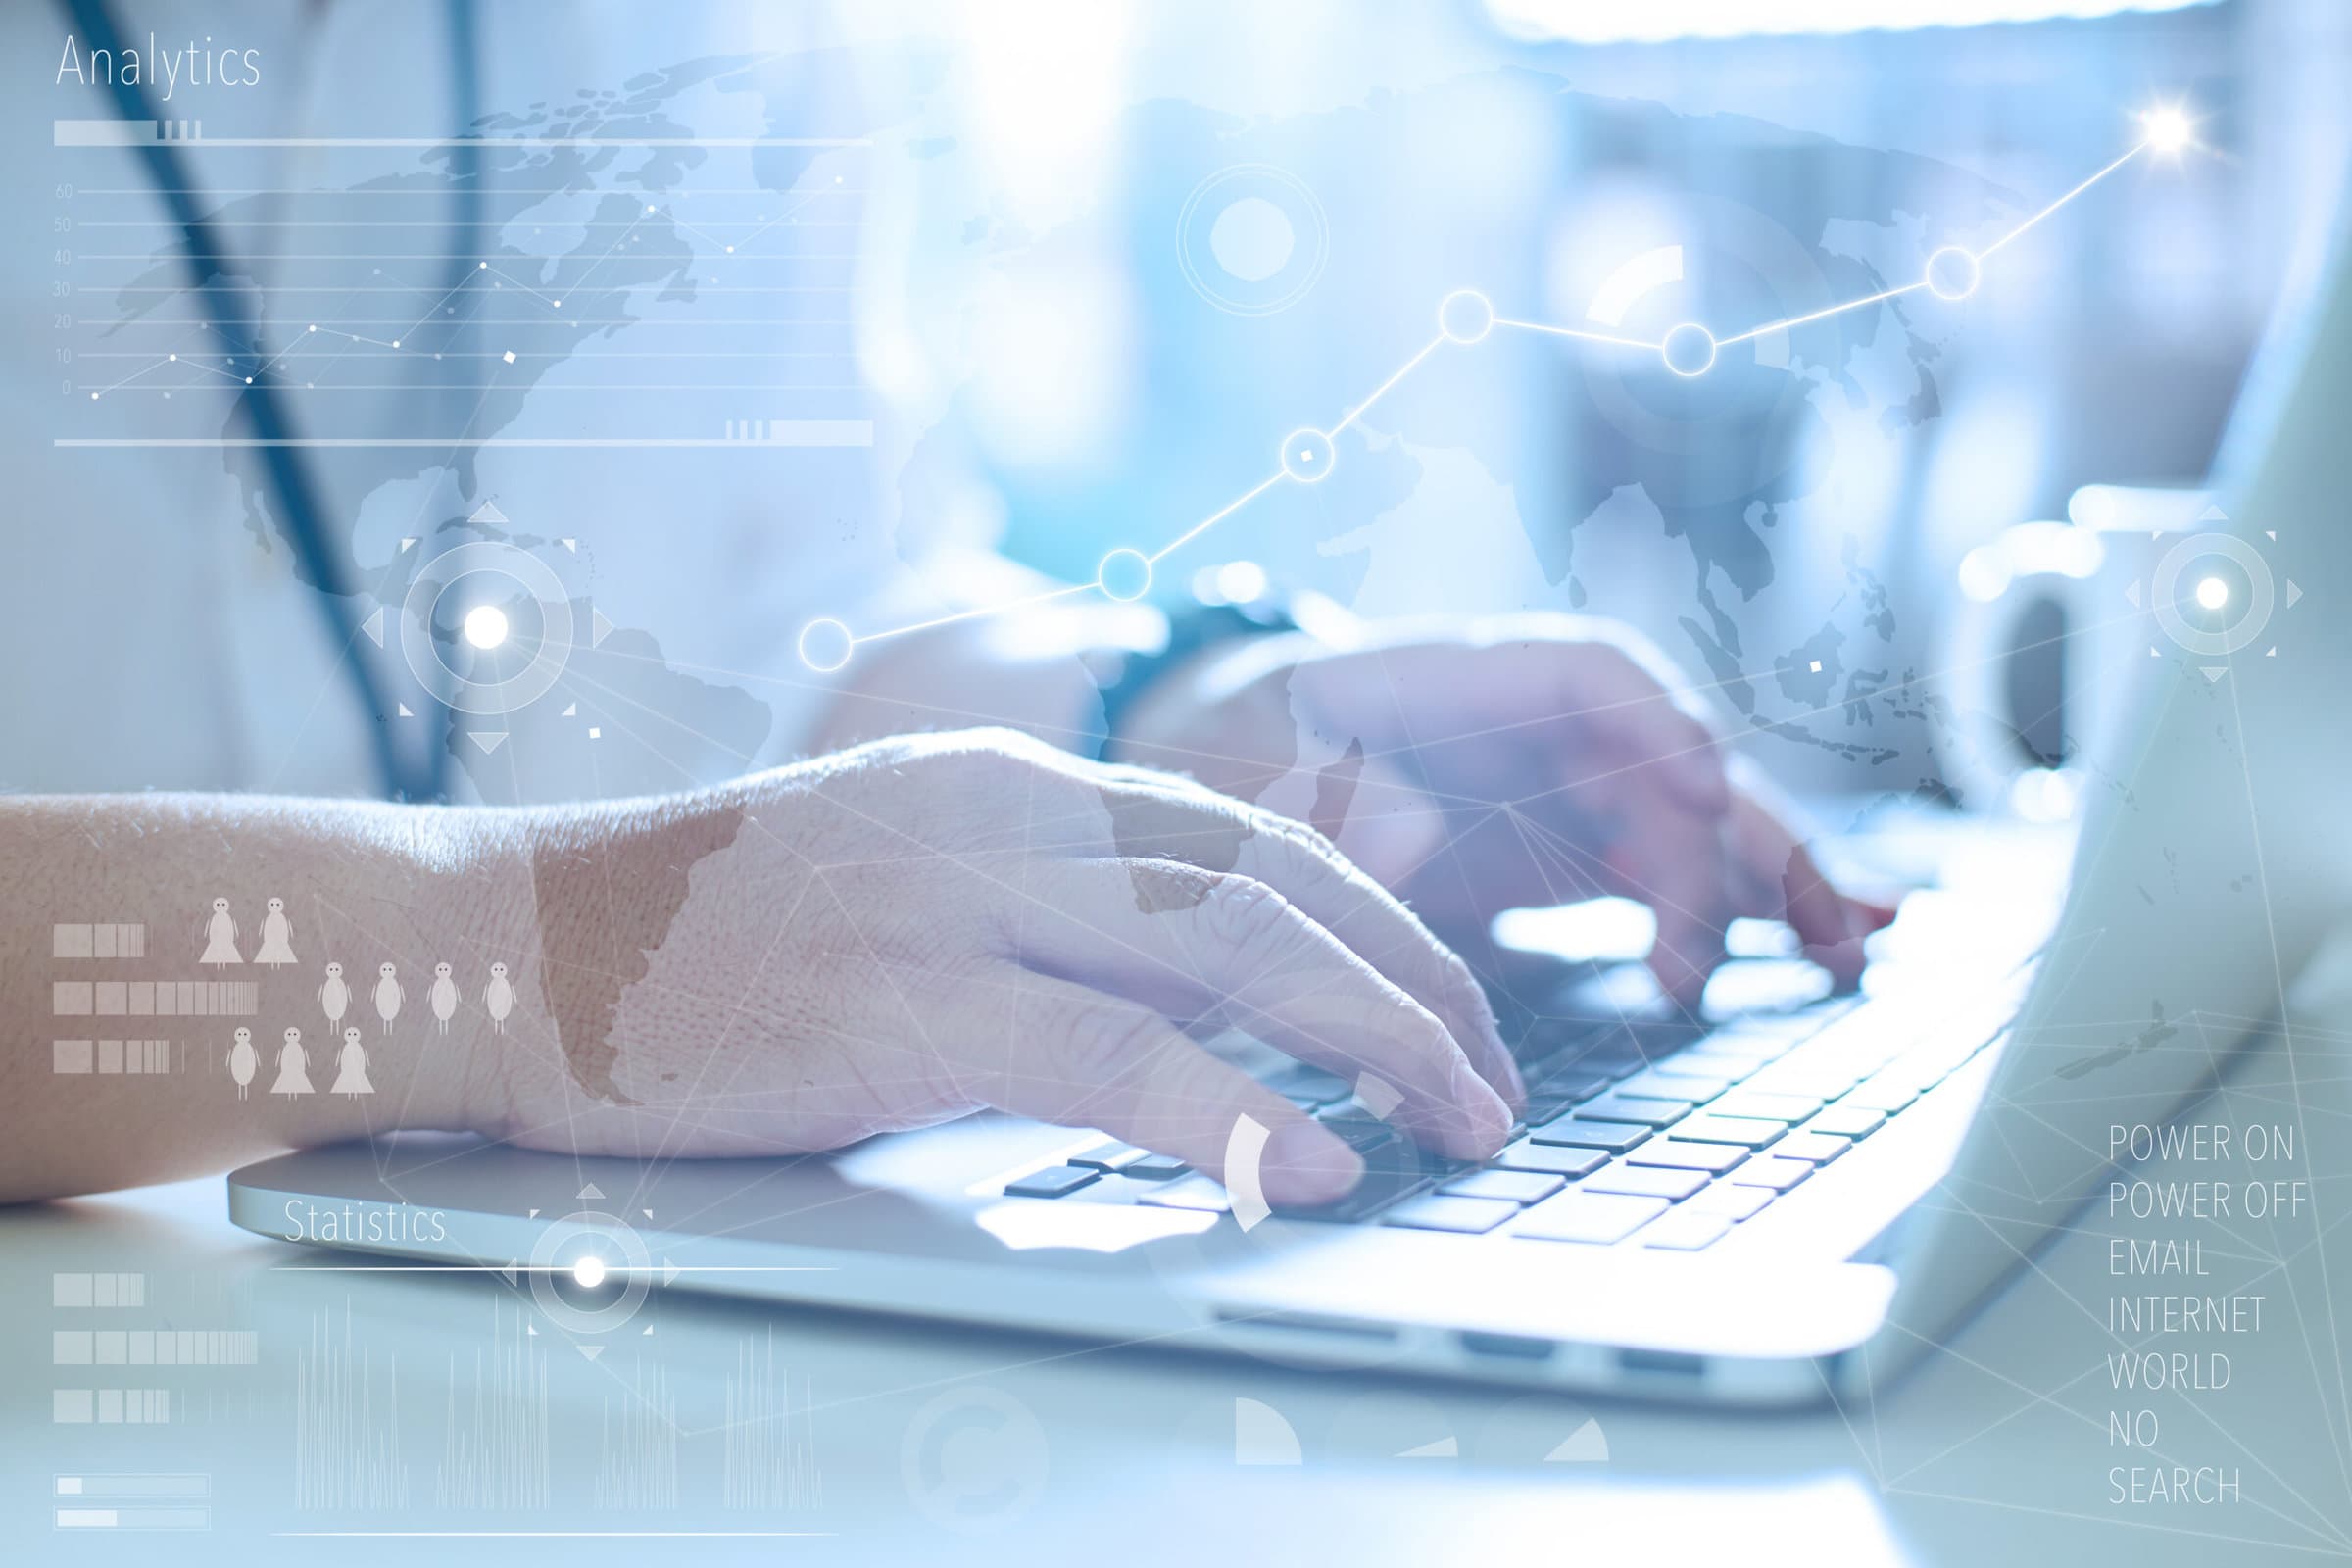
[901,1385,1050,1533]
[1176,165,1330,317]
[526,1208,652,1337]
[400,541,575,715]
[2150,531,2275,658]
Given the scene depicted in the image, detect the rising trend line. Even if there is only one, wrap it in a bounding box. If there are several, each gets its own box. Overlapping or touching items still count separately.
[805,127,2166,666]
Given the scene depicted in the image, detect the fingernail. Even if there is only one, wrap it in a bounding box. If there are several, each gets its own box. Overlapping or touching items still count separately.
[1261,1121,1362,1204]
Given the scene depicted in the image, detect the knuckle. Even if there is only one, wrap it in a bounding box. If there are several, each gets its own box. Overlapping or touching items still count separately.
[1198,873,1297,950]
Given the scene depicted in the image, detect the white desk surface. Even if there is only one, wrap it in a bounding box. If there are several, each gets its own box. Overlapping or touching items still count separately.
[6,1120,2349,1568]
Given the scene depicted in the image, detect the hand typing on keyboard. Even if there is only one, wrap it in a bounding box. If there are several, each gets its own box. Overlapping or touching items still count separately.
[1109,612,1894,1003]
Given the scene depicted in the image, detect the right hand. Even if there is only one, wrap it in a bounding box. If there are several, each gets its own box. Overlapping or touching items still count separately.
[487,729,1522,1205]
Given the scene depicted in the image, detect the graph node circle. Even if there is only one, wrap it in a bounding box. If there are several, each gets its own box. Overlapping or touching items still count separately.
[526,1209,652,1337]
[1438,289,1495,345]
[1097,548,1153,602]
[1659,322,1718,378]
[798,617,854,673]
[1280,428,1336,484]
[1926,244,1983,301]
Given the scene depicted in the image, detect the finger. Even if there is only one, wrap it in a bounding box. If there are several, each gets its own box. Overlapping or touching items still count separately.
[1536,640,1729,815]
[975,968,1364,1205]
[1592,789,1731,1006]
[1089,780,1523,1113]
[1014,858,1512,1158]
[1723,777,1873,988]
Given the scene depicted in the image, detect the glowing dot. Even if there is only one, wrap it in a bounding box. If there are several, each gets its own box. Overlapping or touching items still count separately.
[89,392,98,400]
[2195,576,2230,611]
[1660,322,1717,378]
[503,349,516,364]
[245,376,254,383]
[551,299,562,308]
[479,261,488,269]
[1097,547,1153,602]
[308,324,317,333]
[724,244,735,254]
[168,353,177,362]
[391,340,401,348]
[2142,106,2194,154]
[571,1255,607,1289]
[462,606,511,650]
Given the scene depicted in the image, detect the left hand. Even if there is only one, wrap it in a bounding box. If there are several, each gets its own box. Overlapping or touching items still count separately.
[1110,612,1892,1004]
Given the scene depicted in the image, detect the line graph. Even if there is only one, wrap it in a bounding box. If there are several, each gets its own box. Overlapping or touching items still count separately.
[799,110,2194,673]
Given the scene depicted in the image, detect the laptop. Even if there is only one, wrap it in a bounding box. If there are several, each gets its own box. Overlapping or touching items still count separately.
[227,201,2352,1409]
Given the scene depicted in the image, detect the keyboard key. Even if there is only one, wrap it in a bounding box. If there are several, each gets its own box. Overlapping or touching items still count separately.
[1514,1191,1671,1245]
[1496,1140,1610,1179]
[1709,1090,1824,1123]
[1572,1093,1693,1128]
[1123,1153,1191,1180]
[1624,1140,1748,1174]
[1659,1114,1787,1150]
[1137,1176,1231,1212]
[1729,1157,1814,1193]
[1772,1132,1855,1164]
[1617,1067,1733,1103]
[1582,1163,1709,1200]
[1004,1165,1099,1199]
[1838,1076,1919,1114]
[1442,1169,1564,1205]
[1742,1067,1868,1101]
[1067,1142,1149,1172]
[1383,1195,1519,1235]
[1687,1181,1775,1220]
[1805,1103,1887,1139]
[1264,1062,1351,1099]
[1270,1171,1424,1224]
[1528,1117,1651,1153]
[1636,1208,1733,1250]
[1521,1073,1615,1121]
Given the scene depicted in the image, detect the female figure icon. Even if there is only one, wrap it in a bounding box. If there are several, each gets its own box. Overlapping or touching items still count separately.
[270,1027,313,1097]
[254,896,298,966]
[331,1028,374,1098]
[199,897,241,965]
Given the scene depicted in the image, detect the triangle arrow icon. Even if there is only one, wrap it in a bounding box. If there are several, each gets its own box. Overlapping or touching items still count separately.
[1396,1436,1457,1458]
[640,1209,653,1219]
[2266,646,2278,657]
[396,702,415,717]
[2287,580,2303,608]
[399,536,418,553]
[561,703,577,717]
[662,1259,680,1286]
[576,1345,604,1362]
[525,1322,538,1336]
[578,1183,605,1200]
[470,501,509,526]
[2265,530,2277,541]
[2124,581,2141,608]
[642,1324,654,1335]
[2200,666,2228,682]
[466,731,508,754]
[360,607,385,647]
[560,537,578,553]
[2196,503,2229,522]
[498,1265,516,1286]
[590,608,614,649]
[527,1208,539,1218]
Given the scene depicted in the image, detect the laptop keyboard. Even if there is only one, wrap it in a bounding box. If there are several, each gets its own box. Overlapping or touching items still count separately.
[997,986,2007,1252]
